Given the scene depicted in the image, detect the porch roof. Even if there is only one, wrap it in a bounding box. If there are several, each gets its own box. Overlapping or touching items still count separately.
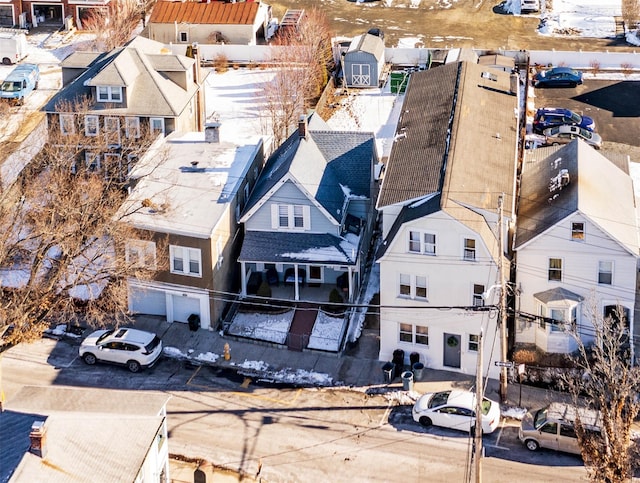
[239,231,360,265]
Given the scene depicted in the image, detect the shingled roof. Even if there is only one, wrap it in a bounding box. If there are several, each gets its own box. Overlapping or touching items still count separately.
[149,1,260,25]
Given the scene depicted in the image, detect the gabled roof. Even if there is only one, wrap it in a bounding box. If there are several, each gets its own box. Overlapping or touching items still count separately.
[378,61,518,217]
[515,139,639,256]
[121,129,263,238]
[243,122,376,223]
[149,0,260,25]
[44,37,197,118]
[346,33,385,60]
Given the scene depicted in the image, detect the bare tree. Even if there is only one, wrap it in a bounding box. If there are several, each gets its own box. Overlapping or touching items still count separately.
[0,98,165,346]
[561,301,640,482]
[81,0,144,51]
[622,0,640,31]
[260,8,334,146]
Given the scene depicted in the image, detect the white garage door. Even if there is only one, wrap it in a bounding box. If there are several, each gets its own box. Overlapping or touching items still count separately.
[172,294,200,323]
[130,287,167,316]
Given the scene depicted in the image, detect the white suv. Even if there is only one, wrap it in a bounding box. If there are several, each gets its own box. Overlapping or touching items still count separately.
[79,327,162,373]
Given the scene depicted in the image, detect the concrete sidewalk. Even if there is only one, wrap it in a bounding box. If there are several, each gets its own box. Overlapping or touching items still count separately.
[134,315,567,412]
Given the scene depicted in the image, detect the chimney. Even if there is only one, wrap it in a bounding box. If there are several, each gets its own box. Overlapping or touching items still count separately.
[298,115,307,139]
[205,121,220,143]
[29,421,47,458]
[510,72,519,96]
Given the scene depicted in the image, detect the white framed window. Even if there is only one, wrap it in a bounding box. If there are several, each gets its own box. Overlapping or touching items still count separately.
[179,31,188,42]
[548,258,562,281]
[398,273,428,300]
[97,85,123,103]
[271,204,310,230]
[125,117,140,138]
[308,265,323,284]
[550,308,565,332]
[473,284,485,306]
[468,334,479,352]
[59,113,75,135]
[463,238,476,261]
[85,115,99,136]
[84,152,100,171]
[598,261,613,285]
[170,245,201,277]
[125,239,156,268]
[150,117,165,135]
[399,323,429,346]
[104,116,121,147]
[571,222,585,240]
[408,230,436,255]
[103,153,120,173]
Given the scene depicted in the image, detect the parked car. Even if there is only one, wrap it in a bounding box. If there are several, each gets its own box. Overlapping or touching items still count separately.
[520,0,540,12]
[533,107,595,134]
[533,67,583,88]
[412,389,501,434]
[543,125,603,149]
[519,403,602,455]
[79,327,162,373]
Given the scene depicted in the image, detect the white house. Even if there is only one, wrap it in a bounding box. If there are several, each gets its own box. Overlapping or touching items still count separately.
[376,61,520,379]
[514,140,639,360]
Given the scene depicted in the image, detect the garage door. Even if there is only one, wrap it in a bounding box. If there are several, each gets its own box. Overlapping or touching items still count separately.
[130,287,167,316]
[172,294,200,323]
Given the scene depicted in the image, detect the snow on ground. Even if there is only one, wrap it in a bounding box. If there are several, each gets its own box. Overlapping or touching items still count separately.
[307,311,346,351]
[227,310,294,344]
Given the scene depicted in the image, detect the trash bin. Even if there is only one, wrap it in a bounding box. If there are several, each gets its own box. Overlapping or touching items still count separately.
[412,362,424,380]
[410,352,420,366]
[382,362,394,383]
[392,349,405,378]
[401,370,414,391]
[188,313,200,332]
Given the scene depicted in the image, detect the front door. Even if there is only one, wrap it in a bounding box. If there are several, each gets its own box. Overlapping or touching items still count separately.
[443,333,461,368]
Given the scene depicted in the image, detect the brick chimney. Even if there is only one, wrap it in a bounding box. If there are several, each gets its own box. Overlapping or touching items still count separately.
[205,121,221,143]
[298,115,307,139]
[29,421,47,458]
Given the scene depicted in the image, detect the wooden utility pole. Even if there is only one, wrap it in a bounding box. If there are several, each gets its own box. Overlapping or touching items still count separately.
[498,193,508,402]
[474,329,483,483]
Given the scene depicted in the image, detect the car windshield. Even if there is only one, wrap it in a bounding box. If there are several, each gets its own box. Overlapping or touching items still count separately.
[1,81,21,92]
[579,128,592,139]
[428,391,451,408]
[569,112,582,123]
[96,329,115,343]
[533,408,549,429]
[145,335,161,353]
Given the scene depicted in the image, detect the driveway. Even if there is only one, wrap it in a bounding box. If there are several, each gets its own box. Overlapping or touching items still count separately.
[531,79,640,150]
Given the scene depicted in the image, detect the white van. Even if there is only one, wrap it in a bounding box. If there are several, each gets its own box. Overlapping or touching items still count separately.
[521,0,540,13]
[519,403,602,455]
[0,31,28,65]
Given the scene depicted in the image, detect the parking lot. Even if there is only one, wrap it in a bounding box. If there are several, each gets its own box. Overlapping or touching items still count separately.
[531,79,640,152]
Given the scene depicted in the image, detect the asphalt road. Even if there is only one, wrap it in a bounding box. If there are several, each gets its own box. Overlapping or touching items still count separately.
[1,337,589,482]
[531,79,640,149]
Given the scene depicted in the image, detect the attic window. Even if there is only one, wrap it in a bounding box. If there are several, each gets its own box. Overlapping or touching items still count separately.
[98,86,122,103]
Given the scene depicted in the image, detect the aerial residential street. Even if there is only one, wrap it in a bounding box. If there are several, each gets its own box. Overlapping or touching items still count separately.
[1,338,588,482]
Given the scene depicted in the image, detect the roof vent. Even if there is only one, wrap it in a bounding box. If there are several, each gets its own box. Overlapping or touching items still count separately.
[191,161,199,168]
[29,421,47,458]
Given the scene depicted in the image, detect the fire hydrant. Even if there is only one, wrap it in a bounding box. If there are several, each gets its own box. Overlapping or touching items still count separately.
[223,343,231,361]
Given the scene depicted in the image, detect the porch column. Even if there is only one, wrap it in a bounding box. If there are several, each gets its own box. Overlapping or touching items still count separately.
[347,267,353,302]
[240,261,247,297]
[294,263,300,301]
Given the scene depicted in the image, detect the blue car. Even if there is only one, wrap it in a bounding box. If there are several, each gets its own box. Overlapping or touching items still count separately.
[533,108,595,134]
[533,67,583,88]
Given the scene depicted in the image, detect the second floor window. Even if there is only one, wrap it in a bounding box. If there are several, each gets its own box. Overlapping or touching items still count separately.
[548,258,562,281]
[59,114,75,135]
[97,86,123,103]
[150,117,165,135]
[85,115,99,136]
[126,240,156,268]
[473,284,485,306]
[272,204,309,230]
[598,261,613,285]
[463,238,476,261]
[398,273,427,300]
[170,246,201,277]
[408,231,436,255]
[125,117,140,138]
[571,222,585,240]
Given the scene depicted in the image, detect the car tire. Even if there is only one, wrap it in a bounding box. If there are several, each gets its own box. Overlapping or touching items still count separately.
[525,439,540,451]
[82,353,97,365]
[127,360,141,373]
[419,416,432,427]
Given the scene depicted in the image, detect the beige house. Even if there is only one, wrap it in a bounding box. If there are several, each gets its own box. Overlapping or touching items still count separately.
[147,1,273,46]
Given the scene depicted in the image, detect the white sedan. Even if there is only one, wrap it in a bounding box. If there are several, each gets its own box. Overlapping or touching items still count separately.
[412,389,501,434]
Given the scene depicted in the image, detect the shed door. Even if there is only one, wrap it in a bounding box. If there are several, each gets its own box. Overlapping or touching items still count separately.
[351,64,371,86]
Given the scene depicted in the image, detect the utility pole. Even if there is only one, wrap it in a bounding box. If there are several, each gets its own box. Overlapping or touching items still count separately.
[474,329,483,483]
[498,193,508,402]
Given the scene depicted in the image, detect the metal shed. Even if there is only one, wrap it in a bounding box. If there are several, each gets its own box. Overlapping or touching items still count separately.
[342,33,385,88]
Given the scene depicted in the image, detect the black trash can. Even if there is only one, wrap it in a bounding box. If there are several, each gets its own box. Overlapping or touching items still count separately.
[410,352,420,367]
[382,362,394,383]
[188,313,200,331]
[392,349,405,379]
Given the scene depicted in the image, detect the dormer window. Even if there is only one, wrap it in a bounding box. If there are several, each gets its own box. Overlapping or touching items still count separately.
[97,86,123,103]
